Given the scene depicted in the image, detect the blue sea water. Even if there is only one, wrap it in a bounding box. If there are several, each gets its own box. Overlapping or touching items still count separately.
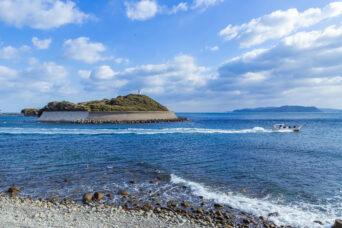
[0,113,341,227]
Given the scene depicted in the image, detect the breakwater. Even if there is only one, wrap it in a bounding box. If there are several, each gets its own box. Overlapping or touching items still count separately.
[37,111,187,124]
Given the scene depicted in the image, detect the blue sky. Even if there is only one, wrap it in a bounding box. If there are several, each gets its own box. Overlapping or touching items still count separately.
[1,0,342,112]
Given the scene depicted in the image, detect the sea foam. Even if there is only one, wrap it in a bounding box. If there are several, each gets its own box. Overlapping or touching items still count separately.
[0,127,274,135]
[170,174,337,228]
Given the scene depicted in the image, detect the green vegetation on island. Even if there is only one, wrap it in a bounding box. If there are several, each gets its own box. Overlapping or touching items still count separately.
[21,94,169,117]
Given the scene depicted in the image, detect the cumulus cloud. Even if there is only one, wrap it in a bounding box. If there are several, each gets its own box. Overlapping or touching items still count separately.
[32,37,52,49]
[125,0,158,21]
[81,55,215,95]
[63,37,109,64]
[0,61,73,95]
[0,45,31,60]
[0,46,19,59]
[215,25,342,108]
[0,0,90,29]
[219,1,342,47]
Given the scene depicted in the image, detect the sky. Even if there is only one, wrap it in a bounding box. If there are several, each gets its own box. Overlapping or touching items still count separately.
[1,0,342,112]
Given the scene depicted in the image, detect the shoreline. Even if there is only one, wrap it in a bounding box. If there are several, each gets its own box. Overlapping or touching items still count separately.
[0,187,281,228]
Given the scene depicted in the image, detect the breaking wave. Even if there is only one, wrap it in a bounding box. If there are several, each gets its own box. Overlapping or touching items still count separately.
[0,127,274,135]
[170,174,337,228]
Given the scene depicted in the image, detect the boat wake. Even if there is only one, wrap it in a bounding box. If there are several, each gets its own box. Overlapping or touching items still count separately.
[170,174,337,228]
[0,127,276,135]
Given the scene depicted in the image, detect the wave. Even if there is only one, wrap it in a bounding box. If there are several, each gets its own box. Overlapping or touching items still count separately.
[170,174,336,228]
[0,127,275,135]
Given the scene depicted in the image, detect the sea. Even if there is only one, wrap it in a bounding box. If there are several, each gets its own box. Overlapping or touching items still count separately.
[0,113,341,227]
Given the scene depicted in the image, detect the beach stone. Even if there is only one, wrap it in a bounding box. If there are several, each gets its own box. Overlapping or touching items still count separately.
[333,219,342,228]
[259,216,266,221]
[167,200,178,207]
[118,189,129,196]
[82,193,92,203]
[241,187,247,193]
[8,187,20,195]
[216,210,223,217]
[268,212,279,217]
[181,201,190,208]
[106,193,113,199]
[196,208,204,214]
[142,203,154,211]
[92,192,104,201]
[149,180,156,184]
[0,178,2,182]
[129,180,136,184]
[214,203,224,208]
[313,220,323,225]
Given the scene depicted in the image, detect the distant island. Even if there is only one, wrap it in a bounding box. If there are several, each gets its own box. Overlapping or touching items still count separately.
[21,94,186,124]
[232,105,322,113]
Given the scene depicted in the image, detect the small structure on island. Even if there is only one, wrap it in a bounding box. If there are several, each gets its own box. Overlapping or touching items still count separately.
[25,94,187,124]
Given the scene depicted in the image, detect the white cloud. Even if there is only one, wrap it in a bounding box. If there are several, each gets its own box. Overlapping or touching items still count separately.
[219,1,342,47]
[0,0,90,29]
[90,65,117,80]
[63,37,108,64]
[78,70,91,79]
[0,61,73,95]
[215,25,342,108]
[32,37,52,49]
[0,46,19,59]
[192,0,223,9]
[114,58,130,64]
[208,46,219,51]
[169,2,188,14]
[82,54,215,95]
[125,0,158,21]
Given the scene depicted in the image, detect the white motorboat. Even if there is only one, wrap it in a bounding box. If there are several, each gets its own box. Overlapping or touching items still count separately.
[272,124,301,132]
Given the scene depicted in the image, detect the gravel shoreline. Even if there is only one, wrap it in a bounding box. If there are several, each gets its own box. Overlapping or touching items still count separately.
[0,194,199,228]
[0,189,283,228]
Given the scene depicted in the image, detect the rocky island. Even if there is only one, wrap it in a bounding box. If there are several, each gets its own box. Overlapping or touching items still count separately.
[22,94,186,124]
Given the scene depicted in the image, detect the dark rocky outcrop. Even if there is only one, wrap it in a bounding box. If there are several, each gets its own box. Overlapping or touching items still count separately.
[8,187,20,195]
[333,219,342,228]
[21,108,40,117]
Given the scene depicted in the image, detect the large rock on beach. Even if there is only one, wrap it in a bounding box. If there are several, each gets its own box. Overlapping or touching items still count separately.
[82,193,92,203]
[8,187,20,195]
[118,189,129,196]
[333,219,342,228]
[142,203,154,211]
[92,192,104,201]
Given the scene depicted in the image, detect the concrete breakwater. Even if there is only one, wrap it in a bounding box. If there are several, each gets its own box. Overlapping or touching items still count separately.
[38,111,187,124]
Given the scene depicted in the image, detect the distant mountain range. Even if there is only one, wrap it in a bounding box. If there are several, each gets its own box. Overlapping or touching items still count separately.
[232,105,342,113]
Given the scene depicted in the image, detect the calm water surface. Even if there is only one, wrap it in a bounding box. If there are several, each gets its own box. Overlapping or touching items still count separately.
[0,113,341,227]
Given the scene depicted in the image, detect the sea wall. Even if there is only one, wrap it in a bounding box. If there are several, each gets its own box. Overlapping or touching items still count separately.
[37,111,183,123]
[38,111,89,122]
